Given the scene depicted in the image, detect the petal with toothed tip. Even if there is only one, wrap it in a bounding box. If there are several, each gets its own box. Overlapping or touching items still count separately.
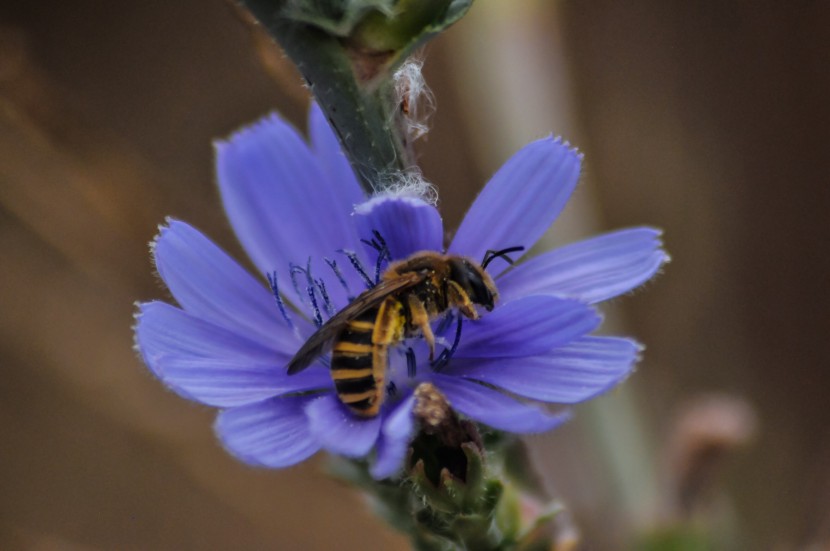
[216,112,369,311]
[449,137,582,276]
[445,336,640,404]
[153,219,301,350]
[135,302,330,407]
[355,195,444,262]
[454,295,601,358]
[498,227,669,304]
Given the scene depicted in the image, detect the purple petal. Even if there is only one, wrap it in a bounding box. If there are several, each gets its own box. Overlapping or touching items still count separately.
[144,354,330,408]
[433,374,570,433]
[215,396,321,468]
[153,220,298,350]
[355,196,444,261]
[449,137,582,275]
[305,394,382,457]
[370,394,416,479]
[455,296,601,358]
[136,302,279,366]
[135,302,329,407]
[216,113,368,309]
[498,228,668,304]
[308,102,364,206]
[446,336,640,404]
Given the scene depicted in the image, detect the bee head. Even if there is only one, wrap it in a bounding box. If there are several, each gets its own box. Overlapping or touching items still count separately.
[448,257,498,311]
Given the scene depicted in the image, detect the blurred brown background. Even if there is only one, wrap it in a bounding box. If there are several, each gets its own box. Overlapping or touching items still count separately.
[1,1,829,549]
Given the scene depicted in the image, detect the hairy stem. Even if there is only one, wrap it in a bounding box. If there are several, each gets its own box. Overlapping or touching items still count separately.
[241,0,412,193]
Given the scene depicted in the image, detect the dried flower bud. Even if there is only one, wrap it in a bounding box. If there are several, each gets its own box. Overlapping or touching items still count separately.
[664,394,758,517]
[413,382,483,451]
[414,381,451,430]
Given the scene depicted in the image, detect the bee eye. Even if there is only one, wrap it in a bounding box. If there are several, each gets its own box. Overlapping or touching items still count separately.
[463,271,493,309]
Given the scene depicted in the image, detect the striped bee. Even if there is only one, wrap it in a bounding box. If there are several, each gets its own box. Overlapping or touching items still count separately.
[286,248,522,417]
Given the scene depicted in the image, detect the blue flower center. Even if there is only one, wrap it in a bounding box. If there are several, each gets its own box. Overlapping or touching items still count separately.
[383,314,462,397]
[266,231,391,330]
[267,231,463,407]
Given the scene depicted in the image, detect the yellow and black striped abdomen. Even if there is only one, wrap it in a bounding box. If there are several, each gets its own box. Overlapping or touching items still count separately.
[330,298,406,417]
[330,308,383,416]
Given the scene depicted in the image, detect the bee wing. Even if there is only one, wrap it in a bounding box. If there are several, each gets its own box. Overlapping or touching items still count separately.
[286,272,426,375]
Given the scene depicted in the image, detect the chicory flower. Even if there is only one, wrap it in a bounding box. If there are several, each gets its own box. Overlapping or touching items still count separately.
[135,105,667,479]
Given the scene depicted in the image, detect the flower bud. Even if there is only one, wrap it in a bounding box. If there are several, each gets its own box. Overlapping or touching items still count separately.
[252,0,471,83]
[409,382,484,486]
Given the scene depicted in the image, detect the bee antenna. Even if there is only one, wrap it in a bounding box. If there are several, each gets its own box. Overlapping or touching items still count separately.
[481,246,525,269]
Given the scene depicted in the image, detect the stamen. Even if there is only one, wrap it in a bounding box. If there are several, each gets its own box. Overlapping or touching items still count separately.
[360,237,379,250]
[302,259,324,328]
[339,249,374,289]
[431,317,463,372]
[315,278,335,317]
[406,346,417,378]
[360,230,391,282]
[288,261,324,326]
[372,230,388,248]
[266,271,294,328]
[371,230,390,283]
[306,285,323,328]
[304,258,315,288]
[324,257,353,300]
[288,263,306,303]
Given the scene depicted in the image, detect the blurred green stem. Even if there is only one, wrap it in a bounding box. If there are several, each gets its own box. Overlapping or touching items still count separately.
[240,0,471,193]
[450,0,660,532]
[242,0,406,192]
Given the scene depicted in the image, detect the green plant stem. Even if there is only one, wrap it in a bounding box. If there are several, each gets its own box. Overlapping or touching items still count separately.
[241,0,410,193]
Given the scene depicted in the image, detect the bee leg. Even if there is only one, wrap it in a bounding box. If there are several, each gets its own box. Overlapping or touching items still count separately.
[369,297,408,413]
[407,294,436,360]
[374,298,407,346]
[447,280,479,320]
